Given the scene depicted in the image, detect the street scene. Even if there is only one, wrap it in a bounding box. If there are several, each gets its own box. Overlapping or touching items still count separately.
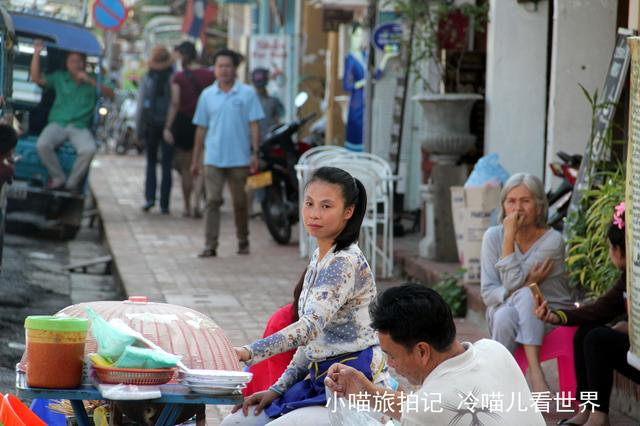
[0,0,639,425]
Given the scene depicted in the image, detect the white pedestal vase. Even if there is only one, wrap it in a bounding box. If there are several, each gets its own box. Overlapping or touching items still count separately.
[414,93,482,262]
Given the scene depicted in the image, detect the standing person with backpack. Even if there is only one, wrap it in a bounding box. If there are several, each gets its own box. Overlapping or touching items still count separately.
[137,46,174,214]
[163,41,215,218]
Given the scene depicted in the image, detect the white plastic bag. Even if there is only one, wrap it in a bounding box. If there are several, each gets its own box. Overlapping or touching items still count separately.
[464,153,510,188]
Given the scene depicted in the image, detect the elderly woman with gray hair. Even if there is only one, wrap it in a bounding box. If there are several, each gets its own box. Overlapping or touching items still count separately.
[481,173,574,392]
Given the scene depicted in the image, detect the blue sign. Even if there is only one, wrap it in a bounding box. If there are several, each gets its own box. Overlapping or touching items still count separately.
[372,22,403,52]
[93,0,127,31]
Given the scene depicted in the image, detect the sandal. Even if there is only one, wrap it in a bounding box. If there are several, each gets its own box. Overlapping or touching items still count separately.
[197,248,217,258]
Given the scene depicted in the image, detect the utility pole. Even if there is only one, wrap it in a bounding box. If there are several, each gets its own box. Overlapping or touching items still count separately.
[362,0,378,153]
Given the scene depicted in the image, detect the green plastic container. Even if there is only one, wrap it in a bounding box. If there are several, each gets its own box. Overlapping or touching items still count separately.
[25,316,89,388]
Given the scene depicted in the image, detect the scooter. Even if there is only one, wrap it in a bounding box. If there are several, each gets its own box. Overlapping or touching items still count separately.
[259,93,317,244]
[115,92,142,155]
[547,151,582,230]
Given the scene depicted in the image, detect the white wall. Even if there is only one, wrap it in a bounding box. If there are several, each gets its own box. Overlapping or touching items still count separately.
[545,0,617,187]
[484,0,549,178]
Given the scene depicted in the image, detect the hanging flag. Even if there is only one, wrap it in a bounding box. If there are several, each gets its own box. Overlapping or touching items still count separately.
[182,0,217,41]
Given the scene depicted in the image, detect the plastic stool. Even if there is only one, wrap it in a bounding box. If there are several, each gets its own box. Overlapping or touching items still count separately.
[513,326,578,396]
[0,394,47,426]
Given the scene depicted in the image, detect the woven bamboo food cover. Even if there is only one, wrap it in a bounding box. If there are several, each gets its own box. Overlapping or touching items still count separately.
[19,299,241,372]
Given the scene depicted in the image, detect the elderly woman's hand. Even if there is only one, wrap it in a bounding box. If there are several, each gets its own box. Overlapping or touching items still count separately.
[503,211,525,238]
[526,258,553,285]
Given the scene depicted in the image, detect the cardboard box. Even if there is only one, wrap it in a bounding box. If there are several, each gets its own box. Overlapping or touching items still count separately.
[451,186,501,283]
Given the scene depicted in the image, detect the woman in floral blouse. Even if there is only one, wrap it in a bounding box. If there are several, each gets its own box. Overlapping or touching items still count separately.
[222,166,388,425]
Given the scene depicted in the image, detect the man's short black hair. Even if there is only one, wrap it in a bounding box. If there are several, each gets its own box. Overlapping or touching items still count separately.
[370,283,456,352]
[0,123,18,156]
[212,48,242,67]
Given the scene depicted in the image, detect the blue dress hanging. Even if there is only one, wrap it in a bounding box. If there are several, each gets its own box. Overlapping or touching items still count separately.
[343,52,366,152]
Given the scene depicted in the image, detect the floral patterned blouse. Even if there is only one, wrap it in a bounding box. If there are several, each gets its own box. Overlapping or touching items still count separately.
[245,243,387,394]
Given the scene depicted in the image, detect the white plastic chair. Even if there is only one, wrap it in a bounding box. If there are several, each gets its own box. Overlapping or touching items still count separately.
[333,152,395,277]
[330,159,383,276]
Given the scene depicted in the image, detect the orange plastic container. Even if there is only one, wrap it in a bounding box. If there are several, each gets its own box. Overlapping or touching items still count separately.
[0,394,46,426]
[25,316,88,389]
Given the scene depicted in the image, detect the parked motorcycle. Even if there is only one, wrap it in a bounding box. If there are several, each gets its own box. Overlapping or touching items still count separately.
[259,92,317,244]
[547,151,582,230]
[115,92,142,155]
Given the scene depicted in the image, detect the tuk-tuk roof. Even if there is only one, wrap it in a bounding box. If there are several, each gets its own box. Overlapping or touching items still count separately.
[10,13,102,57]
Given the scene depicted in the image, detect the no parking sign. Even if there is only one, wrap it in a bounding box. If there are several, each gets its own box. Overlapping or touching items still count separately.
[93,0,127,32]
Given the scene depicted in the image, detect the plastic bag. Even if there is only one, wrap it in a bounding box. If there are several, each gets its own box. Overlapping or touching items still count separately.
[93,406,109,426]
[112,346,180,369]
[464,153,510,188]
[326,389,385,426]
[86,307,136,359]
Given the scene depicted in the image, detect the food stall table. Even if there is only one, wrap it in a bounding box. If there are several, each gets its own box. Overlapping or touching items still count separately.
[16,370,243,425]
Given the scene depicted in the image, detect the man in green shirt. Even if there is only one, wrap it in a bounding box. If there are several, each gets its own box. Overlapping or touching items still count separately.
[30,39,114,192]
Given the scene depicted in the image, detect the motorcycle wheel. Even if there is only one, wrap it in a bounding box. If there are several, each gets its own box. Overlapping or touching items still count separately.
[115,128,132,155]
[547,191,572,231]
[262,184,292,244]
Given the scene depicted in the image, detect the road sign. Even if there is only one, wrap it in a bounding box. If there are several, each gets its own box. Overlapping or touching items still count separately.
[372,22,403,52]
[93,0,127,32]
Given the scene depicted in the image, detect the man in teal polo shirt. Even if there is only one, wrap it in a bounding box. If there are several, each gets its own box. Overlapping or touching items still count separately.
[191,48,264,257]
[30,39,114,192]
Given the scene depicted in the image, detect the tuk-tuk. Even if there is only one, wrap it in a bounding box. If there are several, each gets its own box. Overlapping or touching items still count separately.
[4,9,104,239]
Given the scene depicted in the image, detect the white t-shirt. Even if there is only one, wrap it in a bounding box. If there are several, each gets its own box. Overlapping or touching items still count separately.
[401,339,545,426]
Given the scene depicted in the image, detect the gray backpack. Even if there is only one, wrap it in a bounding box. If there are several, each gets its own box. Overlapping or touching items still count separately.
[142,70,172,126]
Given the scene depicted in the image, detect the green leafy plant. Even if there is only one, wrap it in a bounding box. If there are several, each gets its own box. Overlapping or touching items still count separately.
[565,87,625,298]
[566,166,624,298]
[433,269,467,317]
[385,0,489,93]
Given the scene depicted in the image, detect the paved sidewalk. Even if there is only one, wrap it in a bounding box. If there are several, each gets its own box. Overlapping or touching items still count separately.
[90,154,308,347]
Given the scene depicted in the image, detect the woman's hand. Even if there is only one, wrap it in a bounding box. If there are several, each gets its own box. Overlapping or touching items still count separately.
[231,389,279,416]
[534,299,560,324]
[234,346,251,362]
[526,258,554,285]
[190,162,200,177]
[163,128,174,145]
[612,321,629,334]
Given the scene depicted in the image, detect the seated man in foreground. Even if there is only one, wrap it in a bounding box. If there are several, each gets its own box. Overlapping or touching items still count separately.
[325,283,545,425]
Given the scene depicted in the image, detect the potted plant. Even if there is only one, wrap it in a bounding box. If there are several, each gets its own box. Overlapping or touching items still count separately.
[432,269,468,317]
[389,0,489,160]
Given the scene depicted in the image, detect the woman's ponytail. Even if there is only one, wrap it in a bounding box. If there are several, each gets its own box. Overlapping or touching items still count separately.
[334,177,367,252]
